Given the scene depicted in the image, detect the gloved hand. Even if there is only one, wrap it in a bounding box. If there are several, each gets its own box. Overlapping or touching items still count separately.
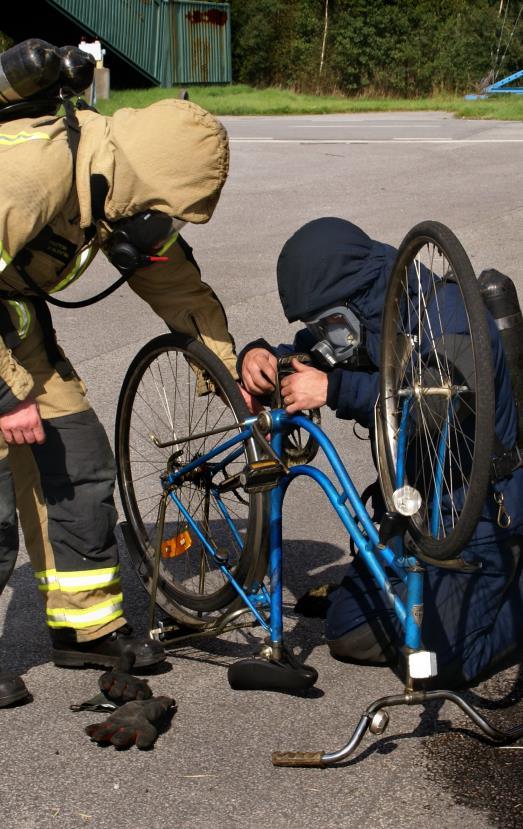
[85,696,176,749]
[98,671,153,703]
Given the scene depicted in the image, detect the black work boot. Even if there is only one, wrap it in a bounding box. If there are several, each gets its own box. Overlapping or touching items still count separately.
[51,624,166,670]
[0,671,30,707]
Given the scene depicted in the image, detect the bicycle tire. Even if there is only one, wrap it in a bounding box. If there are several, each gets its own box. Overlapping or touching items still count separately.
[115,333,269,628]
[379,221,495,560]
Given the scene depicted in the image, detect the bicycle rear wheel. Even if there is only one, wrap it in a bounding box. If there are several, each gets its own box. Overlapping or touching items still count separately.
[379,221,494,560]
[115,333,268,628]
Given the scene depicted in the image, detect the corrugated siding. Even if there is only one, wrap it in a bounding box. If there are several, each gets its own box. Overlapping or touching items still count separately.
[46,0,231,86]
[172,1,231,84]
[47,0,173,85]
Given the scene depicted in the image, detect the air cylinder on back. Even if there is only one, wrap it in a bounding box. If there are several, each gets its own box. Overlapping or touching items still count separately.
[0,39,61,105]
[479,268,523,442]
[57,45,95,94]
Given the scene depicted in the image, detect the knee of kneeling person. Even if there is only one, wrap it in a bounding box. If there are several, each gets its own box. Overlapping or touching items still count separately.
[326,622,397,666]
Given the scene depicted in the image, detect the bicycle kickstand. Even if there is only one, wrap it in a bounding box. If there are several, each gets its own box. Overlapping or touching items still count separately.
[272,688,523,768]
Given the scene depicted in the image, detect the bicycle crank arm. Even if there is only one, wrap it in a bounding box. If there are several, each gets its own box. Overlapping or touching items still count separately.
[150,608,259,643]
[150,420,249,449]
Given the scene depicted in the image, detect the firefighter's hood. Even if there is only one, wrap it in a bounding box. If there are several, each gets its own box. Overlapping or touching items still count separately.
[75,99,229,230]
[276,217,397,327]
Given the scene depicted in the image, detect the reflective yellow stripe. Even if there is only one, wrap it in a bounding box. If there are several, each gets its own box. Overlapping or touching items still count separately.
[156,231,179,257]
[51,242,98,293]
[47,609,123,630]
[7,300,31,339]
[35,565,121,593]
[0,242,12,273]
[46,594,124,629]
[0,130,50,146]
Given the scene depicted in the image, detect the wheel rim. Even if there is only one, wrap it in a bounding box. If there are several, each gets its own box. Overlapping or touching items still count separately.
[119,343,260,613]
[380,225,494,556]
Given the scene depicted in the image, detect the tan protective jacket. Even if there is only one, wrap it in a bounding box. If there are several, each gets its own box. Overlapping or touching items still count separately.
[0,99,235,413]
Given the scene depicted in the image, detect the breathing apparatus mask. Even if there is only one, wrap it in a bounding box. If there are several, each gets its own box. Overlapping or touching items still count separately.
[305,304,362,367]
[105,211,186,276]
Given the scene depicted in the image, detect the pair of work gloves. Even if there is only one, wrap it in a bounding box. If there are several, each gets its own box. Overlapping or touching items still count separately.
[76,669,176,750]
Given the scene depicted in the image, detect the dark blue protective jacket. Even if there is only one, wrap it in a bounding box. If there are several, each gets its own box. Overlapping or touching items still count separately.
[239,217,523,685]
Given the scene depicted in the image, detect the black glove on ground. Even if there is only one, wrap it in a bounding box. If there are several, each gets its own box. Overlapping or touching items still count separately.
[85,696,176,749]
[99,671,153,703]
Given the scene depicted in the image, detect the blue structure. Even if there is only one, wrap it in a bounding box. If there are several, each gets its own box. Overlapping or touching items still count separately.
[484,67,523,94]
[465,68,523,100]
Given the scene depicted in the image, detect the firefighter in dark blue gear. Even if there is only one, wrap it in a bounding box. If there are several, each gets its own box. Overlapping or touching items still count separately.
[239,217,523,689]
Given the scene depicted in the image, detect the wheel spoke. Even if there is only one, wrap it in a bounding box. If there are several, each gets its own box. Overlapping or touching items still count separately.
[116,335,267,626]
[380,223,494,559]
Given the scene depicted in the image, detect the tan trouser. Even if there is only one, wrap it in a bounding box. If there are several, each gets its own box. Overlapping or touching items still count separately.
[0,239,238,640]
[0,304,124,642]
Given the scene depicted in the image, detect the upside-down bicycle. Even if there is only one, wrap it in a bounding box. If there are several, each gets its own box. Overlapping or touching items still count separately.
[115,221,523,767]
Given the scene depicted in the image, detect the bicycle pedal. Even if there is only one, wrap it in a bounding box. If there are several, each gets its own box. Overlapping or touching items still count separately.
[272,751,326,768]
[240,460,284,493]
[216,472,242,494]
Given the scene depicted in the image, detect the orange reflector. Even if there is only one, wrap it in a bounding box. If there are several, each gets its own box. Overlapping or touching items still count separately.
[161,530,193,558]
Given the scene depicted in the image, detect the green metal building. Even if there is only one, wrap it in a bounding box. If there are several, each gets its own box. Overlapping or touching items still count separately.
[46,0,232,86]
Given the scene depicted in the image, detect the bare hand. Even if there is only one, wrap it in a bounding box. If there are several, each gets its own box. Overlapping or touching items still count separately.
[0,399,46,445]
[280,358,328,413]
[241,348,277,395]
[238,384,265,415]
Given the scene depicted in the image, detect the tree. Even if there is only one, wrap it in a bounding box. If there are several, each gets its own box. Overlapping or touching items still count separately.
[229,0,523,96]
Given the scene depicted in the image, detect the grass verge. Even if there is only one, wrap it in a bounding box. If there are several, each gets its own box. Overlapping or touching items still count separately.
[95,84,523,120]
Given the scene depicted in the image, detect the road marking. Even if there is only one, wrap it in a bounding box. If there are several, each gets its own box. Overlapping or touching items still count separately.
[230,137,523,144]
[288,123,442,128]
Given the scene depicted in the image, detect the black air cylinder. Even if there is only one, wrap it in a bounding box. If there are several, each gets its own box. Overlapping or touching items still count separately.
[479,268,523,442]
[0,39,61,105]
[57,45,95,94]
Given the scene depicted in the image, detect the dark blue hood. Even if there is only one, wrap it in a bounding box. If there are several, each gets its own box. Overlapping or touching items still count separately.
[276,217,398,366]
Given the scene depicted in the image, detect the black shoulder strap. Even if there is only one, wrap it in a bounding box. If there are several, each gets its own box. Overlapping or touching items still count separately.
[0,297,72,378]
[62,95,100,183]
[31,298,73,378]
[0,302,21,349]
[62,96,82,182]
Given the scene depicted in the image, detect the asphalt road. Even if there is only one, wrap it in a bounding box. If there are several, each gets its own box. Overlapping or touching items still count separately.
[1,112,523,829]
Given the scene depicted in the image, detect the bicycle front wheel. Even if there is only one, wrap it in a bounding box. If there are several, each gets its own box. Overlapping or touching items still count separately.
[115,333,268,628]
[379,221,494,560]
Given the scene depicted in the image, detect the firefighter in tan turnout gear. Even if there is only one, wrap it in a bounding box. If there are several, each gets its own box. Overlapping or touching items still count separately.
[0,40,236,707]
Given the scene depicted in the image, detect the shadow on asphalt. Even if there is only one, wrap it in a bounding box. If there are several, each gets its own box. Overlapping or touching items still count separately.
[423,664,523,827]
[0,562,49,674]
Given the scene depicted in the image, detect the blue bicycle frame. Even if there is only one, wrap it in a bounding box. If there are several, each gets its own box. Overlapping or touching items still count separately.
[154,403,523,767]
[162,407,424,658]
